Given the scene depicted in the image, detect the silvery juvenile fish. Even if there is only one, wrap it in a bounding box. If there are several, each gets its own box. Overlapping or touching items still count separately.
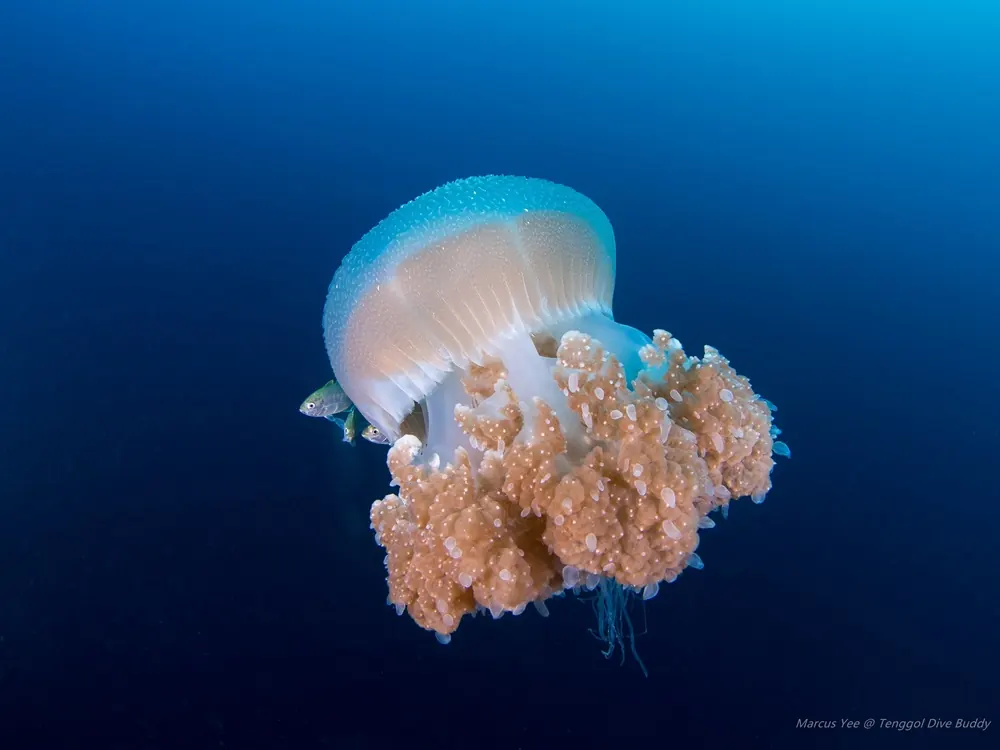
[299,379,353,419]
[361,423,391,445]
[327,407,357,446]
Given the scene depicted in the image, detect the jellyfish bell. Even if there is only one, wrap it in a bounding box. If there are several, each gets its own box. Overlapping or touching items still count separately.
[319,175,787,667]
[323,175,652,464]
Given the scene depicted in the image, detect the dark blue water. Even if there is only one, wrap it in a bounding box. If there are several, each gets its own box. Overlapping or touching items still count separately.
[2,2,997,748]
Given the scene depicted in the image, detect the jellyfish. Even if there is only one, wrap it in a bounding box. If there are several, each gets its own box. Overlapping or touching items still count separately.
[322,175,784,663]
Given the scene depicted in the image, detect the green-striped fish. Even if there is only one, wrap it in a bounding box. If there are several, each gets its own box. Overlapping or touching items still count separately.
[361,423,391,445]
[328,407,358,446]
[299,379,353,419]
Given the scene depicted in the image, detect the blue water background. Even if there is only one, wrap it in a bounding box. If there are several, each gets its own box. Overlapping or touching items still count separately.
[1,2,997,748]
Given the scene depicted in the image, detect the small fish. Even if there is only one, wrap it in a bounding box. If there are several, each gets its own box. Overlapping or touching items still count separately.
[361,423,391,445]
[326,407,357,445]
[299,379,353,419]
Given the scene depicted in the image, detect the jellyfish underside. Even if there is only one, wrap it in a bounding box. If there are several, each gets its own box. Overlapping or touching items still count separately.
[371,319,779,667]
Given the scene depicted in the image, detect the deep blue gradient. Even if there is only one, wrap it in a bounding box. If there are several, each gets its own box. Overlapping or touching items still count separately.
[1,2,998,748]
